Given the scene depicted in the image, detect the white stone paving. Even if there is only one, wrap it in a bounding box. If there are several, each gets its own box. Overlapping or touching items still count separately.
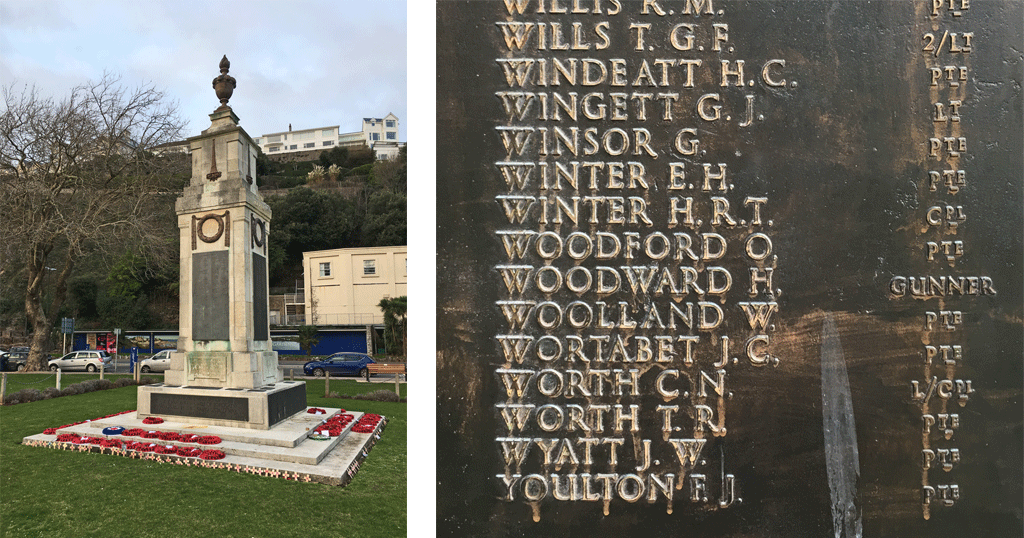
[21,407,386,486]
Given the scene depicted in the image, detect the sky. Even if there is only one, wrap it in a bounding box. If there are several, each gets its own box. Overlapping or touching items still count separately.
[0,0,408,141]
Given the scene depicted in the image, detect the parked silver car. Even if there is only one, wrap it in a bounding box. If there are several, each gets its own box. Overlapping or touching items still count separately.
[48,350,112,372]
[139,350,172,373]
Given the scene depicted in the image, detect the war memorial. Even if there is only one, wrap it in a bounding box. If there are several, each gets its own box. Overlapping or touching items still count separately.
[436,0,1022,535]
[23,57,387,486]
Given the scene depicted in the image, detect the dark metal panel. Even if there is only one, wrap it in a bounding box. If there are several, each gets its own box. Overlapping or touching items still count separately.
[192,250,230,341]
[151,392,249,422]
[267,383,307,427]
[253,253,268,342]
[437,0,1023,536]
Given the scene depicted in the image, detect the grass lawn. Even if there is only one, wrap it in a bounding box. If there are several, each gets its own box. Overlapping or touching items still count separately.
[0,375,405,538]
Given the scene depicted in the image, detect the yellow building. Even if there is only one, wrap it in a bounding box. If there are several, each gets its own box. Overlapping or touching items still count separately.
[302,246,407,326]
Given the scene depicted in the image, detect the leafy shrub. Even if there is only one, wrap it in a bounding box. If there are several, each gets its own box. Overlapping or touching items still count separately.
[97,290,152,330]
[5,388,43,405]
[261,174,306,189]
[349,163,374,177]
[60,384,85,397]
[351,389,401,402]
[2,375,158,405]
[77,380,101,393]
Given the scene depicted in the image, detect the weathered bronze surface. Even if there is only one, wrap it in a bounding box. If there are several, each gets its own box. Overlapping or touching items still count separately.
[192,250,230,341]
[253,253,269,342]
[437,0,1022,535]
[151,392,249,421]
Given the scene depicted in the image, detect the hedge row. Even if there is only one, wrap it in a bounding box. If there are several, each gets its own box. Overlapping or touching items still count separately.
[2,377,159,405]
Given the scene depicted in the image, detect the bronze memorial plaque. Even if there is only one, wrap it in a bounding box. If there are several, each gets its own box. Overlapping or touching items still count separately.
[436,0,1022,535]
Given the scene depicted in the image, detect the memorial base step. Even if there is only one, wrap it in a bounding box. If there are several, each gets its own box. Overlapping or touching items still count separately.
[21,407,385,486]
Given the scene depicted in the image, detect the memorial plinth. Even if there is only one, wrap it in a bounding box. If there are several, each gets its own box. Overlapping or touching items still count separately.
[22,404,385,486]
[138,56,306,429]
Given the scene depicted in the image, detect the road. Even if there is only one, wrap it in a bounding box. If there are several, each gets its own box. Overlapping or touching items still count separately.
[16,358,405,383]
[74,358,363,379]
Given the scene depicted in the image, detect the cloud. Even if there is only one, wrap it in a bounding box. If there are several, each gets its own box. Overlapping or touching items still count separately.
[1,0,407,139]
[0,0,75,33]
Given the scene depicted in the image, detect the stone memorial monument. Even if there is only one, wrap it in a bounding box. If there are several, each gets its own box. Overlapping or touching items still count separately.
[437,1,1022,535]
[138,56,306,429]
[21,58,385,486]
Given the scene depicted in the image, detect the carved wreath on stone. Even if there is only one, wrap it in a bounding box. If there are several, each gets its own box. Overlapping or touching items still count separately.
[251,216,267,251]
[192,211,230,250]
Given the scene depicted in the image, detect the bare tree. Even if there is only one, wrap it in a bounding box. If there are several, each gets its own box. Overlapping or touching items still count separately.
[0,74,188,370]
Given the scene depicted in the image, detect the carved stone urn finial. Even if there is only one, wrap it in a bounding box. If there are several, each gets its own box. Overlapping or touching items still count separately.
[212,55,236,109]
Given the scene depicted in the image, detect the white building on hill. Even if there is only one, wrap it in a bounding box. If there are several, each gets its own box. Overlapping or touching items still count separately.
[301,245,407,326]
[253,113,402,160]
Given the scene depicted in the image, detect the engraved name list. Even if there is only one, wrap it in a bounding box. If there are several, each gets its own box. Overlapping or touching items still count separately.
[490,0,794,516]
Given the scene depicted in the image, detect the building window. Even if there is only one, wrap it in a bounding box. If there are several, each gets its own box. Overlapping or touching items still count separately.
[322,141,334,146]
[319,262,331,277]
[386,132,396,140]
[363,259,376,275]
[370,133,379,141]
[269,147,279,152]
[304,142,315,148]
[253,138,261,145]
[290,145,297,150]
[386,120,395,127]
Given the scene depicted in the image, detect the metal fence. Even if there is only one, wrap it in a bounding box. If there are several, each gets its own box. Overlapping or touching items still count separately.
[311,313,381,326]
[273,313,380,326]
[283,314,307,325]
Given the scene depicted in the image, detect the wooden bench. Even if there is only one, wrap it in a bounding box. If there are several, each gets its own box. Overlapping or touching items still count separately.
[366,363,406,380]
[365,363,406,397]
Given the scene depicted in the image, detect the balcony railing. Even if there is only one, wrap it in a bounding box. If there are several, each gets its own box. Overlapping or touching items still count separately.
[272,312,381,327]
[283,314,307,326]
[311,313,381,326]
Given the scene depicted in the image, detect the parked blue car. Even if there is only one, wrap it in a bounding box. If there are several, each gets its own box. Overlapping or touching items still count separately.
[303,353,375,378]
